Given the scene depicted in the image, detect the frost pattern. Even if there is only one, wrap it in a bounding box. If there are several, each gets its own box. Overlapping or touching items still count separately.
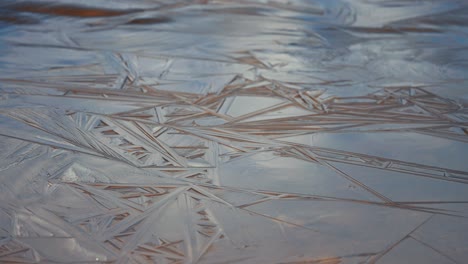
[0,0,468,263]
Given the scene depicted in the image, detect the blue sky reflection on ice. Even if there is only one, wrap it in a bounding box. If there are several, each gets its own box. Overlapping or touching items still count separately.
[0,0,467,263]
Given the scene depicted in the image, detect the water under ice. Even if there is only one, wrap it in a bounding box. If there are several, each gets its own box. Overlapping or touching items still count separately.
[0,0,468,263]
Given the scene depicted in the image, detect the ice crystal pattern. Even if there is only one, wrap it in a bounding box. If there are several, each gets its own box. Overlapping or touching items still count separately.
[0,0,468,263]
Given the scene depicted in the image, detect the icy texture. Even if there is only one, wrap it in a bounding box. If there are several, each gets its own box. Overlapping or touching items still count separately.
[0,0,468,263]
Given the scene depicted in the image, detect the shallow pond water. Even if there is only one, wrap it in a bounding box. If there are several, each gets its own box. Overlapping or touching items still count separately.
[0,0,468,263]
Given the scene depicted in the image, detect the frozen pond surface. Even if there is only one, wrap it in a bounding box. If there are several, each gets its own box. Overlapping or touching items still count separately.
[0,0,468,263]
